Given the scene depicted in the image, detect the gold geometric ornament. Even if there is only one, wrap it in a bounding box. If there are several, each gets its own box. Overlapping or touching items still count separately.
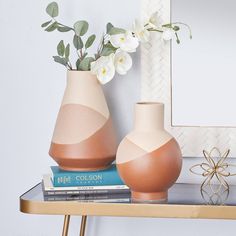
[190,147,236,205]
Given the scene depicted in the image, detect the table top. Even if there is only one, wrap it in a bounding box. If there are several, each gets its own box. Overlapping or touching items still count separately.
[20,183,236,219]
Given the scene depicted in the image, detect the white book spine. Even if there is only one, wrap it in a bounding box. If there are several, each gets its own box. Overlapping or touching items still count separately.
[43,175,129,192]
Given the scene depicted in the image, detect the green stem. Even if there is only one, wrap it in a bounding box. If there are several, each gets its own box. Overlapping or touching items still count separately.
[76,50,80,59]
[162,23,172,28]
[95,53,100,60]
[58,22,74,31]
[96,34,106,59]
[175,32,180,44]
[65,64,70,70]
[67,60,73,70]
[148,28,163,33]
[172,22,192,39]
[80,49,83,59]
[52,17,74,32]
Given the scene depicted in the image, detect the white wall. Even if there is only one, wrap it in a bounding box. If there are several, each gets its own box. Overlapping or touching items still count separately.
[0,0,235,235]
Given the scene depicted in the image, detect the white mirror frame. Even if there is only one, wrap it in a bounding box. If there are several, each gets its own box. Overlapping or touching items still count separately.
[141,0,236,158]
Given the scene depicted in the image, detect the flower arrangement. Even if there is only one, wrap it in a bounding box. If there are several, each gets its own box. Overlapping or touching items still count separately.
[42,2,192,84]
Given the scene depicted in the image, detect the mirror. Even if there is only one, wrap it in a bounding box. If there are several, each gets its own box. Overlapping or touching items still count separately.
[141,0,236,157]
[172,0,236,127]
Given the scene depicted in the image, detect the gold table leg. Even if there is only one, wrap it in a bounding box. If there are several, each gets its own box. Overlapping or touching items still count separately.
[79,215,87,236]
[62,215,70,236]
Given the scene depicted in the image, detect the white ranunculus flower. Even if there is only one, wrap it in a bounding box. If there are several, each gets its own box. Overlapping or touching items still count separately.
[162,28,175,41]
[110,31,139,53]
[133,19,150,43]
[114,50,133,75]
[91,54,115,84]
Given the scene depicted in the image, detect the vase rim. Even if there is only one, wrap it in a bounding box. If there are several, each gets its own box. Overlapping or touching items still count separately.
[67,70,98,81]
[136,102,164,106]
[67,70,92,73]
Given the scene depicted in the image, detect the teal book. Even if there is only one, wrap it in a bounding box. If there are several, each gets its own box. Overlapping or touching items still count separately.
[51,164,124,187]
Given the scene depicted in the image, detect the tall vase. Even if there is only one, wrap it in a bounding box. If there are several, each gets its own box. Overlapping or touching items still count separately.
[49,71,117,171]
[116,102,182,202]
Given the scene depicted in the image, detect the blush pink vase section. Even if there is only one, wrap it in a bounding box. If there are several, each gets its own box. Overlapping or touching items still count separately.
[52,104,107,144]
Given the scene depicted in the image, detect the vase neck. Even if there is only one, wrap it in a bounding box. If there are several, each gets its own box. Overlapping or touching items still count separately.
[67,71,98,87]
[134,103,164,132]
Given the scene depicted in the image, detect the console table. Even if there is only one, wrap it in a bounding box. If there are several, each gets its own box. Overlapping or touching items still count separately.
[20,183,236,236]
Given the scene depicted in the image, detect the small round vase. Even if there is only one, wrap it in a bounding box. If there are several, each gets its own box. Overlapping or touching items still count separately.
[116,102,182,202]
[49,71,117,171]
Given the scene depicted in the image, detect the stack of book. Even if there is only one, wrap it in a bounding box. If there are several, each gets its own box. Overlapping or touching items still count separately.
[42,164,131,202]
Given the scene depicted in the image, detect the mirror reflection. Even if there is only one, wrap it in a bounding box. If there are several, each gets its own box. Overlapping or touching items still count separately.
[172,0,236,127]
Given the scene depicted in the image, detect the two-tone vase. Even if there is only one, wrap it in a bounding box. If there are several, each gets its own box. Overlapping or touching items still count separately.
[116,102,182,202]
[49,71,117,171]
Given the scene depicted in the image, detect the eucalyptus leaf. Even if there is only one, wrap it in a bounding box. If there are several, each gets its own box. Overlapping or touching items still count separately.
[173,26,180,31]
[74,20,89,36]
[57,26,72,32]
[81,52,88,60]
[78,37,84,49]
[76,58,81,70]
[53,56,68,66]
[85,34,96,49]
[108,27,125,35]
[41,20,52,28]
[57,40,65,56]
[73,35,79,49]
[79,57,94,71]
[45,22,58,32]
[65,44,70,58]
[46,2,59,18]
[73,35,83,50]
[106,23,114,34]
[101,47,114,56]
[162,23,172,28]
[101,43,116,56]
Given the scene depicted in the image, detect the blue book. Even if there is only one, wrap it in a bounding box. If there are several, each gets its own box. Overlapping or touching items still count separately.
[51,164,124,187]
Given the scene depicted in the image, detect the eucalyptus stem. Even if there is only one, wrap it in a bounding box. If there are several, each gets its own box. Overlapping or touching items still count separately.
[42,2,191,72]
[80,49,83,59]
[57,22,74,31]
[96,33,106,59]
[65,64,70,70]
[67,60,73,70]
[51,17,74,32]
[76,50,80,59]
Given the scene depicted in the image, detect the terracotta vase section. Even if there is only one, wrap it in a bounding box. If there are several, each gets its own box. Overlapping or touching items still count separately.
[49,71,117,171]
[116,103,182,202]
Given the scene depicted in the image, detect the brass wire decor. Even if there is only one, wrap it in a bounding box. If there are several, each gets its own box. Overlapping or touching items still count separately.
[190,147,236,205]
